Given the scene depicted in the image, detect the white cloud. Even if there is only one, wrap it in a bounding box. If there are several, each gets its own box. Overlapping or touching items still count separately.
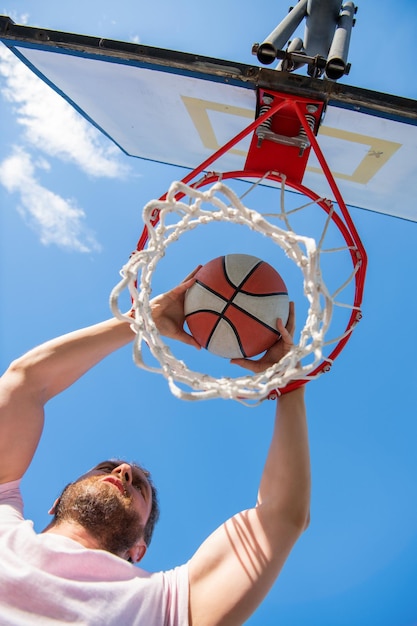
[0,148,101,253]
[0,45,128,179]
[1,11,29,25]
[0,39,132,252]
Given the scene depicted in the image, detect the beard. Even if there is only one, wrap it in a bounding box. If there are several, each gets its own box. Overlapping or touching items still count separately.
[54,476,144,557]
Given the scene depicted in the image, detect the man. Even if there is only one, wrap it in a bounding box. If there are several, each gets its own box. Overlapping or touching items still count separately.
[0,270,310,625]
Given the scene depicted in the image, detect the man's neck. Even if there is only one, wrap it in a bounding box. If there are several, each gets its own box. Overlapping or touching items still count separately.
[42,520,103,550]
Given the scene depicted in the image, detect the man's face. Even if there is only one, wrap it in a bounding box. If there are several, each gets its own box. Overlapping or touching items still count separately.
[54,461,153,559]
[82,460,153,525]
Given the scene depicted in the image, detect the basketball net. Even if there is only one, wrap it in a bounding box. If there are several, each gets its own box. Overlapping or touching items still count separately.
[110,90,366,403]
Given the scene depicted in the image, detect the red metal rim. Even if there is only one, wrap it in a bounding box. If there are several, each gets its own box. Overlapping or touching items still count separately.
[154,169,366,395]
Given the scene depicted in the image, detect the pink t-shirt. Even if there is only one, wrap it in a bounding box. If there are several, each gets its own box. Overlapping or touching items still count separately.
[0,481,189,625]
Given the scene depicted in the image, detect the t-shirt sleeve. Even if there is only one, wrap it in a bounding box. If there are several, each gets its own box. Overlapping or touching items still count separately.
[0,480,24,526]
[117,562,189,625]
[162,563,189,626]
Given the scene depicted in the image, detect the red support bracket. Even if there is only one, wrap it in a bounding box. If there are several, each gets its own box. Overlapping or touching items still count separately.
[244,89,325,185]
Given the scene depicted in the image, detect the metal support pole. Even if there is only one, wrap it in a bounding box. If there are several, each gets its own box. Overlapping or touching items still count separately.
[278,37,306,71]
[253,0,308,65]
[304,0,342,59]
[326,2,356,79]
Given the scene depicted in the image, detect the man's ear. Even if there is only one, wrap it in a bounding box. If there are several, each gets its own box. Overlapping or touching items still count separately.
[127,539,147,564]
[48,497,60,515]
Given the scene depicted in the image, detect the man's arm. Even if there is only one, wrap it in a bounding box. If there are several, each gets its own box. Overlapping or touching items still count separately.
[0,270,200,485]
[0,318,136,484]
[188,309,311,626]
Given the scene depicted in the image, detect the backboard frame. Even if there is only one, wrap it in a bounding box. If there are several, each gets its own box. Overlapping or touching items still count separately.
[1,15,417,221]
[1,16,415,124]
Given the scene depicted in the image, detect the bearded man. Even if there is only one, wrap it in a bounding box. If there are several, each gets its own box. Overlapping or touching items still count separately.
[0,270,310,625]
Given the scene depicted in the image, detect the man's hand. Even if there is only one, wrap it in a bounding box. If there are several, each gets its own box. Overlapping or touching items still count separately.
[150,266,202,349]
[231,301,295,373]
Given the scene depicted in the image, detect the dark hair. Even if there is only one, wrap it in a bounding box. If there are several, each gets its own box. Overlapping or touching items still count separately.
[138,466,160,546]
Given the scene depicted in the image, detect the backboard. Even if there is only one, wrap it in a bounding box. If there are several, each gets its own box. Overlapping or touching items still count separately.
[1,16,416,221]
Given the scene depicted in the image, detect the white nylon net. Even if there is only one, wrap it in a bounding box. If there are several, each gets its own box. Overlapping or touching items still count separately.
[110,176,362,403]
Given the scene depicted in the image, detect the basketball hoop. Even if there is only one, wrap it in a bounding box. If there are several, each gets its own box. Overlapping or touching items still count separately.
[110,90,367,403]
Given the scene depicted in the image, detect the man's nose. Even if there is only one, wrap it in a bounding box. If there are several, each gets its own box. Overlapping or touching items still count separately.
[112,463,132,485]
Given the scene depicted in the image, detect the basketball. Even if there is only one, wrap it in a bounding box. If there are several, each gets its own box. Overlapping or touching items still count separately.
[184,254,289,358]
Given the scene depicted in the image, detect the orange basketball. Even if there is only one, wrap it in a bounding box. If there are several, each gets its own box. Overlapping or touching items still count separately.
[184,254,289,358]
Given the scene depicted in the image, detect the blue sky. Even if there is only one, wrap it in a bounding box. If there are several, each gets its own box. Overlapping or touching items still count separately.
[1,1,417,625]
